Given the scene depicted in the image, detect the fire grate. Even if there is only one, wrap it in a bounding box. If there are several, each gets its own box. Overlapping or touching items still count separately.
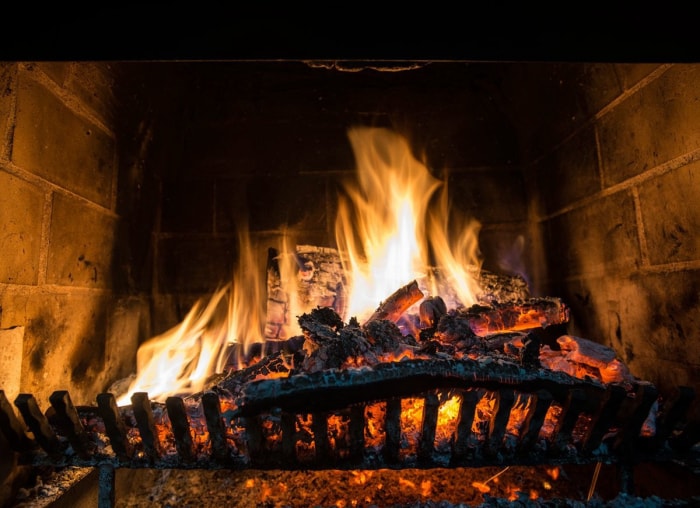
[1,357,699,507]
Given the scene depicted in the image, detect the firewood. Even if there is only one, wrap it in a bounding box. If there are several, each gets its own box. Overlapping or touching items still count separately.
[419,295,447,327]
[363,279,424,325]
[448,297,570,338]
[540,335,636,385]
[265,245,347,341]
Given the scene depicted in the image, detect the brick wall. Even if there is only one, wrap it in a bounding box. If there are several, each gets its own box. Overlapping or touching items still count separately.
[520,63,700,403]
[0,62,150,411]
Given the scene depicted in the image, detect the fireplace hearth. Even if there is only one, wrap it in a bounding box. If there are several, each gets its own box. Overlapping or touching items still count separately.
[1,59,700,506]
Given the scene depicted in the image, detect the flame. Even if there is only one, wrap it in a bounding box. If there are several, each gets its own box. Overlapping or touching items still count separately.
[117,127,484,404]
[117,228,266,405]
[335,127,482,322]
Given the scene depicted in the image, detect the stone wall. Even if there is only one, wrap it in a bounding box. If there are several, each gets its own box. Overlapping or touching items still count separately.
[519,63,700,404]
[0,62,151,409]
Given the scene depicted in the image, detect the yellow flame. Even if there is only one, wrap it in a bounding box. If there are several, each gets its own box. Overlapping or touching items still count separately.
[335,127,481,321]
[117,228,265,405]
[117,127,484,404]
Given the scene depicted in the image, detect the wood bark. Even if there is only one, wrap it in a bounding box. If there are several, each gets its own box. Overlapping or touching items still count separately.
[363,279,424,326]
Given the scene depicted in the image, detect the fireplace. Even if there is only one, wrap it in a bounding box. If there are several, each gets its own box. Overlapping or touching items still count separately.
[1,60,699,507]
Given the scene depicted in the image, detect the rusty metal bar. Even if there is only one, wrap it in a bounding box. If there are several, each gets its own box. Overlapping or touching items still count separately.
[613,383,658,453]
[452,389,482,461]
[418,392,439,461]
[581,384,627,454]
[551,388,587,454]
[349,404,365,461]
[201,391,230,462]
[281,412,296,462]
[165,396,195,462]
[0,390,35,452]
[14,393,61,455]
[98,463,115,508]
[312,412,330,462]
[518,389,553,453]
[486,389,516,457]
[384,398,401,463]
[243,415,264,464]
[96,393,132,459]
[49,390,91,457]
[131,392,161,460]
[653,386,695,446]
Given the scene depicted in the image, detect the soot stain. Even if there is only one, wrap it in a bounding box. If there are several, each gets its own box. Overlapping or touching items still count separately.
[77,255,98,283]
[28,314,67,371]
[30,342,46,371]
[70,313,106,383]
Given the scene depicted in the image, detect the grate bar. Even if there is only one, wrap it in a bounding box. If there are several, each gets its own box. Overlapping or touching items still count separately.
[96,393,132,459]
[517,388,553,453]
[418,392,439,461]
[0,390,36,452]
[452,388,483,461]
[165,396,195,462]
[14,394,61,456]
[49,390,91,458]
[486,389,516,457]
[201,391,230,462]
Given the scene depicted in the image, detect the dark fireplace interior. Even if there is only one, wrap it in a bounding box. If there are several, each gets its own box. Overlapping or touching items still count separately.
[1,60,699,507]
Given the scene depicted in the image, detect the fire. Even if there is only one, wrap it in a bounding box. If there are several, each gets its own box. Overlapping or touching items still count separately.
[117,127,483,404]
[116,228,266,405]
[335,127,482,322]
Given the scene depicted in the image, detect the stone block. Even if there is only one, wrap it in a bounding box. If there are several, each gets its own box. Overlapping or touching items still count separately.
[184,120,354,178]
[156,236,236,294]
[245,172,329,232]
[11,72,115,207]
[46,193,117,288]
[638,162,700,264]
[0,326,24,401]
[64,62,116,127]
[599,64,700,186]
[35,62,70,87]
[104,296,150,384]
[544,190,640,281]
[559,270,700,402]
[614,63,661,91]
[161,179,214,234]
[478,226,532,285]
[0,289,112,407]
[214,177,248,233]
[448,168,527,224]
[0,171,45,284]
[530,126,600,217]
[499,62,620,161]
[0,63,17,157]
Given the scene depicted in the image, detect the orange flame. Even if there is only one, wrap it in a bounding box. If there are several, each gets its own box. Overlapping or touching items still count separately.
[117,127,484,404]
[117,227,266,405]
[335,127,482,321]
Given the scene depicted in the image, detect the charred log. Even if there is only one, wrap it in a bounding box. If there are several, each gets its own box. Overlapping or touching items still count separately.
[441,297,570,338]
[364,279,424,326]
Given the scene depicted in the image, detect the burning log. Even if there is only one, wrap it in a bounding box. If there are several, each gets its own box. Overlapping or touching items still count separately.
[266,245,347,341]
[540,335,636,386]
[441,297,570,339]
[363,279,424,326]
